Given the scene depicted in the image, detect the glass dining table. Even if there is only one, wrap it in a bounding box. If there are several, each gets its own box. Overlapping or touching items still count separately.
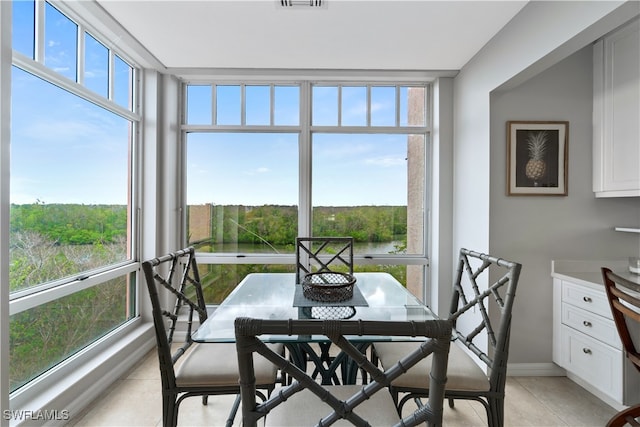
[192,272,436,384]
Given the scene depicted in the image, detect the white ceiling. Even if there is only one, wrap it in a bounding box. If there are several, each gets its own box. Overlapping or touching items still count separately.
[95,0,528,71]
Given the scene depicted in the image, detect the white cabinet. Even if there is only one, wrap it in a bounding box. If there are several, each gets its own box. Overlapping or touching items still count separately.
[593,18,640,198]
[552,277,640,406]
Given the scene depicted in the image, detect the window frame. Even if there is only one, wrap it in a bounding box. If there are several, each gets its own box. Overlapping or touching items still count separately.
[181,79,432,271]
[8,0,143,397]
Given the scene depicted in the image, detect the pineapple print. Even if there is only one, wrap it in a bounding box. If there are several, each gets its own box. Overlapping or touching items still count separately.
[525,131,548,182]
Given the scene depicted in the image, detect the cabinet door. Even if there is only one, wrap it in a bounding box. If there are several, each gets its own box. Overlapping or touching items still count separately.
[593,18,640,197]
[561,325,623,402]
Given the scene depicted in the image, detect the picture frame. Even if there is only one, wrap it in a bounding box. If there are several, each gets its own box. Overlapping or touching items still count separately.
[507,121,568,196]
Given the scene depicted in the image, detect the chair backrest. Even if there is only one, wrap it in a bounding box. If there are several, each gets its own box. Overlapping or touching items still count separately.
[295,237,354,283]
[235,317,452,427]
[142,247,207,388]
[448,248,522,391]
[602,267,640,373]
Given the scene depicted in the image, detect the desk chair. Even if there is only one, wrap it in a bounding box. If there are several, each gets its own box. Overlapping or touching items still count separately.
[602,268,640,427]
[235,317,452,427]
[374,248,522,427]
[143,247,280,427]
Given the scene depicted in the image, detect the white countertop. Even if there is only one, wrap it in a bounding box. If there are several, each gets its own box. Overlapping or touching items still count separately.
[552,259,640,287]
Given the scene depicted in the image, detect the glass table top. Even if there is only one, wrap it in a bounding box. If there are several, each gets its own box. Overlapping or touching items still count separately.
[192,272,436,343]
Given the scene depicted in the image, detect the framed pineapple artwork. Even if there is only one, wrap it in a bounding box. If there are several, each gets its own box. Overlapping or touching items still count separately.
[507,121,568,196]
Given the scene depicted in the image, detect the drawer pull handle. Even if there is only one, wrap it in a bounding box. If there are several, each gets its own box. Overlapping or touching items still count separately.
[583,296,592,303]
[582,348,592,355]
[583,321,592,327]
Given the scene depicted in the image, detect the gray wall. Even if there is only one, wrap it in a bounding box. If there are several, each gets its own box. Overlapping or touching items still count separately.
[490,45,640,364]
[450,1,639,369]
[451,1,631,266]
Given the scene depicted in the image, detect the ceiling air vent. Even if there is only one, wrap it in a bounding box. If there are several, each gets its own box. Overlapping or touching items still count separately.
[280,0,326,8]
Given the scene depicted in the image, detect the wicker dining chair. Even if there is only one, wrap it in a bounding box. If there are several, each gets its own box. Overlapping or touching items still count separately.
[142,247,280,427]
[235,317,452,427]
[295,236,354,283]
[295,237,356,383]
[374,248,522,427]
[602,267,640,427]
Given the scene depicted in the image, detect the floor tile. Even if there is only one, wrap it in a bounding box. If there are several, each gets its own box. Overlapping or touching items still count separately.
[513,376,616,426]
[69,349,622,427]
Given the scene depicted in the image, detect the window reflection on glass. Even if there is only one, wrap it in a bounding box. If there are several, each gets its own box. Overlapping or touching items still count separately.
[341,86,367,126]
[245,85,270,125]
[312,133,425,256]
[44,2,78,82]
[216,85,241,125]
[197,264,295,304]
[371,86,396,127]
[84,32,109,98]
[12,0,35,59]
[10,66,131,292]
[354,264,413,287]
[113,55,133,110]
[187,85,212,125]
[274,86,300,126]
[186,133,299,253]
[9,274,136,392]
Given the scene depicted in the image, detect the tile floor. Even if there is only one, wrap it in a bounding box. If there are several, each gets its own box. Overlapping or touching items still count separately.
[69,349,618,426]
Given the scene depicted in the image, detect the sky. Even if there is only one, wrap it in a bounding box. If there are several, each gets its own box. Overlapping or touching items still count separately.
[10,1,416,208]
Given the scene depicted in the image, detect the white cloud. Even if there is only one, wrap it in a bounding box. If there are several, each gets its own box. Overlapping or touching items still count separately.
[370,101,388,112]
[244,167,271,176]
[364,156,405,167]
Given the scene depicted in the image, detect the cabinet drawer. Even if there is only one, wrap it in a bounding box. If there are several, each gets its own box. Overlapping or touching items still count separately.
[562,304,620,349]
[561,325,622,401]
[562,281,611,318]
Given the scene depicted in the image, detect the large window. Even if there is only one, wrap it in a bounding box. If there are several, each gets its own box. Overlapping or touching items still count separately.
[9,1,138,393]
[184,81,430,302]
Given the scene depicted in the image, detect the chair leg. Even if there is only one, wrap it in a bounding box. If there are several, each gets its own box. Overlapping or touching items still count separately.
[487,397,504,427]
[202,395,208,405]
[162,393,178,427]
[225,394,242,427]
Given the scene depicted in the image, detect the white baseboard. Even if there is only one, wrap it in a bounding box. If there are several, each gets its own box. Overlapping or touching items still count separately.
[506,362,566,377]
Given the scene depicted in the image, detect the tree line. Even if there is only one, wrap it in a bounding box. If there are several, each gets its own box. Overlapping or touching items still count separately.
[8,202,407,391]
[193,204,407,249]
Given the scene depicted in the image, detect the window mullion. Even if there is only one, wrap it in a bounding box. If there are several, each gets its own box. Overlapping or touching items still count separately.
[108,49,115,102]
[366,85,371,126]
[34,0,45,63]
[395,85,401,127]
[211,84,217,125]
[77,25,84,86]
[337,84,342,127]
[241,84,246,126]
